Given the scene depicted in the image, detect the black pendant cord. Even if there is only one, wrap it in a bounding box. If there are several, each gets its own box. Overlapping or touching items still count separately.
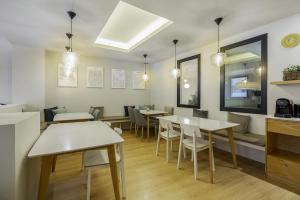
[173,39,178,69]
[143,54,147,74]
[70,17,73,52]
[217,24,220,53]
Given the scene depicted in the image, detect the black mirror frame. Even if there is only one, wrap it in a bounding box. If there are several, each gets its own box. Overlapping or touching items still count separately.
[177,54,201,109]
[220,33,268,114]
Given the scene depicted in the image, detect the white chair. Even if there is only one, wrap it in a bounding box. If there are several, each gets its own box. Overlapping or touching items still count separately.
[156,119,180,162]
[104,121,111,127]
[83,127,125,200]
[177,124,215,180]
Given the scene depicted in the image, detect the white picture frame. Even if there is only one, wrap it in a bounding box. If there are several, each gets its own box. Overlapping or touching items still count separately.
[57,64,78,87]
[86,66,104,88]
[111,69,126,89]
[132,71,145,89]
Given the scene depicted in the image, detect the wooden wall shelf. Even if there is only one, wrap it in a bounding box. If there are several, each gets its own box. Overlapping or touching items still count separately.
[270,80,300,85]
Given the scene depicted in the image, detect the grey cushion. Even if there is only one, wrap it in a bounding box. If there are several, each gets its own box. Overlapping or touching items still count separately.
[213,130,265,146]
[227,112,250,134]
[164,106,174,115]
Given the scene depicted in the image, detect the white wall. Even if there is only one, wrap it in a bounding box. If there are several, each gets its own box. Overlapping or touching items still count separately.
[150,13,300,135]
[0,35,12,104]
[11,46,46,108]
[45,51,150,116]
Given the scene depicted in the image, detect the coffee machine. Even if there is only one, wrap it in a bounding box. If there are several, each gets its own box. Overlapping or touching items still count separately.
[294,104,300,118]
[274,98,293,118]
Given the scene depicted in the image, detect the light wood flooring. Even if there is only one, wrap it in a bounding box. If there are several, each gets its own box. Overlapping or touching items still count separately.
[47,131,300,200]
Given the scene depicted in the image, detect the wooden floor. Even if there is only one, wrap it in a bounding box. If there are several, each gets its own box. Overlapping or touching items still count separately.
[47,130,300,200]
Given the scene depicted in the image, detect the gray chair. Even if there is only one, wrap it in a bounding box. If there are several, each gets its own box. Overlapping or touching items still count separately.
[133,109,157,138]
[128,107,136,134]
[193,109,208,119]
[164,106,174,115]
[92,109,101,121]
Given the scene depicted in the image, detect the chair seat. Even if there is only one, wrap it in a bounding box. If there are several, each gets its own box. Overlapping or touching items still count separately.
[84,149,120,168]
[182,138,212,150]
[160,130,180,139]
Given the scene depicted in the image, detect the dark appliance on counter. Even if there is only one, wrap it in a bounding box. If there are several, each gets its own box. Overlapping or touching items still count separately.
[294,104,300,118]
[274,98,293,118]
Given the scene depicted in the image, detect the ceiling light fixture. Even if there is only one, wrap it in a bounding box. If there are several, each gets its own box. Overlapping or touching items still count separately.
[143,54,149,82]
[211,17,226,67]
[94,1,173,52]
[171,39,180,78]
[63,11,79,68]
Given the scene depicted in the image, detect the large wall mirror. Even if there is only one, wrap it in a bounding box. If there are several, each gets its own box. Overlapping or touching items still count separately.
[177,54,201,108]
[220,34,268,114]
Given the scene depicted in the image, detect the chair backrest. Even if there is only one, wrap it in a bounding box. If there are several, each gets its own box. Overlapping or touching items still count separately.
[180,124,202,138]
[128,107,135,123]
[91,106,104,119]
[133,109,146,126]
[159,119,173,130]
[104,121,111,127]
[193,109,208,119]
[164,106,174,115]
[89,107,95,114]
[114,127,122,135]
[93,109,101,120]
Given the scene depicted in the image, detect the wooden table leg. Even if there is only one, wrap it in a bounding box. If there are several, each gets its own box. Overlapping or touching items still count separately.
[38,155,54,200]
[107,145,121,200]
[208,131,214,184]
[147,115,150,141]
[52,156,57,172]
[227,127,237,168]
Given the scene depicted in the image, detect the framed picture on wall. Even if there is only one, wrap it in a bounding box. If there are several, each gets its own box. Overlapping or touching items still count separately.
[111,69,126,89]
[57,64,77,87]
[132,71,145,89]
[86,66,104,88]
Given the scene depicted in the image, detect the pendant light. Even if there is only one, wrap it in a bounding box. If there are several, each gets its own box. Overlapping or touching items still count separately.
[142,54,149,81]
[170,39,180,78]
[211,17,226,67]
[63,11,79,68]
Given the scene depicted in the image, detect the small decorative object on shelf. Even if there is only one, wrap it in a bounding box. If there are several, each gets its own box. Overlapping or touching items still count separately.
[283,64,300,81]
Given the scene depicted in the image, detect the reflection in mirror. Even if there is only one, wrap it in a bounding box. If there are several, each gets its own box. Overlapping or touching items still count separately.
[220,34,267,114]
[177,54,200,108]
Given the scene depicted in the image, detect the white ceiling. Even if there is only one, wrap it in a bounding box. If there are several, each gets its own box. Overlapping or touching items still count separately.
[0,0,300,63]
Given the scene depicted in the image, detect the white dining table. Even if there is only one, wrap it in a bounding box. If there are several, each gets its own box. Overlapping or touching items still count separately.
[28,121,124,200]
[53,112,94,122]
[140,110,166,140]
[157,115,239,183]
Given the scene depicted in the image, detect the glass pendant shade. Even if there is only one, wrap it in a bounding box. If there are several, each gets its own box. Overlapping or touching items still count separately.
[143,73,149,81]
[211,52,225,67]
[170,68,180,78]
[63,51,79,68]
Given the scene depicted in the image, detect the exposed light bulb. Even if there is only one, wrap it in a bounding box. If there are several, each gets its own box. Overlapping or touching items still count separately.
[256,67,262,75]
[211,52,225,67]
[143,73,149,81]
[171,68,180,78]
[184,83,190,89]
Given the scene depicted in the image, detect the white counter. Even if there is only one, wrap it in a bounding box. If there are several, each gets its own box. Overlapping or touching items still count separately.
[0,112,40,200]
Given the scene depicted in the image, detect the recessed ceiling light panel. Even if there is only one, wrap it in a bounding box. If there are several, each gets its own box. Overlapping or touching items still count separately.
[94,1,173,52]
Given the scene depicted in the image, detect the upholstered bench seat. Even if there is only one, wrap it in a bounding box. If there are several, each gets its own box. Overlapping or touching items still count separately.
[212,130,265,147]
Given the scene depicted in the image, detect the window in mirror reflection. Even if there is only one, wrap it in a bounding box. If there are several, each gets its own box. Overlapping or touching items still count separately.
[220,34,267,114]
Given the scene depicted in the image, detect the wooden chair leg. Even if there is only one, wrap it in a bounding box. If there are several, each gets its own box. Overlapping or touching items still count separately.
[170,141,173,152]
[166,139,169,163]
[130,122,132,134]
[87,169,91,200]
[156,134,161,156]
[183,146,186,159]
[141,127,144,139]
[193,149,198,180]
[177,139,182,169]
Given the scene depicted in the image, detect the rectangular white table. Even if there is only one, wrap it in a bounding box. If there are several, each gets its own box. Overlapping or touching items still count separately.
[140,110,166,140]
[157,115,239,183]
[53,112,94,123]
[28,121,124,200]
